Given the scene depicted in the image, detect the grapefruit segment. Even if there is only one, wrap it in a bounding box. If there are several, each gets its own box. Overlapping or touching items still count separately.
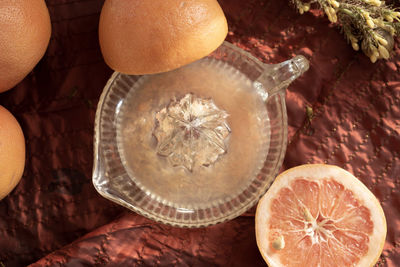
[256,164,386,267]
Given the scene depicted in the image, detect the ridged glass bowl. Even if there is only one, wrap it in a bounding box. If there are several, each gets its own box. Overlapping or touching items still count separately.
[92,42,308,227]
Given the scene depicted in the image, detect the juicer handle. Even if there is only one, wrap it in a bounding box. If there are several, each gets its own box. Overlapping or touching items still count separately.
[255,55,309,99]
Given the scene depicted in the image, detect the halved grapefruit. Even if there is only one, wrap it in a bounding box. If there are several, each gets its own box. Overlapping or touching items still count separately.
[255,164,386,267]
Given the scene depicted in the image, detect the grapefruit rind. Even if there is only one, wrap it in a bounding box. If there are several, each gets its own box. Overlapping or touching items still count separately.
[255,164,387,267]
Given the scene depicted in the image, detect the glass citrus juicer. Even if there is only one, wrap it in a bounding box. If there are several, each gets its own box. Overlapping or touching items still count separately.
[93,41,309,227]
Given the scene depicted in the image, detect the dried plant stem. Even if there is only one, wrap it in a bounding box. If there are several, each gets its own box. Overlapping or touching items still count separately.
[292,0,400,62]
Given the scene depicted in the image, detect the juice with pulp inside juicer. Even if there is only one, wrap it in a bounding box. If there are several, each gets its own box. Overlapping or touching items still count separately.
[117,58,270,208]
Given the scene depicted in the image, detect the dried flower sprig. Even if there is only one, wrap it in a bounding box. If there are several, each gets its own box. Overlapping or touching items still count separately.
[292,0,400,62]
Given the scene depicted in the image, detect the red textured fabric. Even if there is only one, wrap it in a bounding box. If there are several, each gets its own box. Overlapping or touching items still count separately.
[0,0,398,266]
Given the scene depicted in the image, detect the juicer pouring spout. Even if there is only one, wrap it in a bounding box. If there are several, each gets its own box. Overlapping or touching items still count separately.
[256,55,309,99]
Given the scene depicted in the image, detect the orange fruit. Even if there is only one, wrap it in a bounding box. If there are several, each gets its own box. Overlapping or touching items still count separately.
[255,164,386,267]
[0,106,25,200]
[0,0,51,93]
[98,0,228,75]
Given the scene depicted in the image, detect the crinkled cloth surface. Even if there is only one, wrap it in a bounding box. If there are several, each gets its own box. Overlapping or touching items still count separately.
[0,0,399,266]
